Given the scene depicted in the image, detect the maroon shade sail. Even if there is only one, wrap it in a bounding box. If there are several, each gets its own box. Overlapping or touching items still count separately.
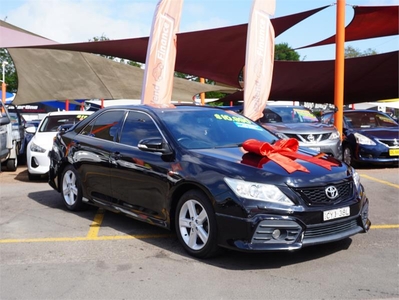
[1,5,398,106]
[298,5,399,49]
[220,50,399,105]
[1,6,329,88]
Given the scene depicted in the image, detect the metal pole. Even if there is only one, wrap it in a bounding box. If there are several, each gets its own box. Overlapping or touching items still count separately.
[334,0,345,141]
[1,61,8,105]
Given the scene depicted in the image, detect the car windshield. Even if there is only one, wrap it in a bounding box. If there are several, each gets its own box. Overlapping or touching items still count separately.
[344,111,399,129]
[39,114,90,132]
[260,107,319,124]
[160,108,277,149]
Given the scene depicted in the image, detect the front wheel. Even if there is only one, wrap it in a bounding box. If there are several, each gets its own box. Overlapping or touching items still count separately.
[343,145,358,168]
[6,158,17,171]
[61,165,84,211]
[175,190,221,258]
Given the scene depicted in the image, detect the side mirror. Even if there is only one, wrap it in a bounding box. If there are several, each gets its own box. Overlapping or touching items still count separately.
[25,126,37,134]
[0,115,11,126]
[138,138,173,155]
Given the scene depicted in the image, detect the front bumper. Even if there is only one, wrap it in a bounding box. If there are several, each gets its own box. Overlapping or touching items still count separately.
[354,144,399,164]
[215,198,370,252]
[300,139,342,160]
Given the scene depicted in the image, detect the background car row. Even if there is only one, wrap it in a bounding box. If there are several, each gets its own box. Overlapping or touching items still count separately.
[4,105,398,175]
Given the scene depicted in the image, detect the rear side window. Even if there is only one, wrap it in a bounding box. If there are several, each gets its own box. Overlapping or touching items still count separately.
[119,111,162,147]
[81,110,122,142]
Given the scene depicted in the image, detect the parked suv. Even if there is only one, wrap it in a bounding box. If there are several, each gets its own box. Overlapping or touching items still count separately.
[0,103,25,171]
[259,105,342,159]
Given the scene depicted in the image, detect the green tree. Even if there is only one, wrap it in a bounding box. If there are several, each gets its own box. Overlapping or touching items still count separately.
[0,48,18,93]
[274,43,300,61]
[345,45,378,58]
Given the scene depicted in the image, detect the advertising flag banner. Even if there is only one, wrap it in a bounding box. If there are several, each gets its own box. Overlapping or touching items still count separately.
[141,0,184,107]
[243,0,276,121]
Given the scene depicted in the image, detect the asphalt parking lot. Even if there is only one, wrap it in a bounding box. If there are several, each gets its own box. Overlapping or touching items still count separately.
[0,165,398,300]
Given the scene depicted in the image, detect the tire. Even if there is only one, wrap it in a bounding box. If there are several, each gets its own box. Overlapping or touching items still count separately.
[175,190,221,258]
[61,165,84,211]
[343,145,358,168]
[6,158,17,171]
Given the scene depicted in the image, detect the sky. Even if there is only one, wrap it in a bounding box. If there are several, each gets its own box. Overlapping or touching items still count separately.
[1,0,398,61]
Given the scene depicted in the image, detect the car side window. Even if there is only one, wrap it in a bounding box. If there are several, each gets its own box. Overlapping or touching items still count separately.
[119,111,162,147]
[81,110,122,142]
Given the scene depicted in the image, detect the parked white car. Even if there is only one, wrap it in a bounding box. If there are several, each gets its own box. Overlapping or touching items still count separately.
[27,110,93,180]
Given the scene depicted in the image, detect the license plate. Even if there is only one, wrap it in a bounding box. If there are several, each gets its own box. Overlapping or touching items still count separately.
[309,147,321,152]
[323,207,350,221]
[389,148,399,156]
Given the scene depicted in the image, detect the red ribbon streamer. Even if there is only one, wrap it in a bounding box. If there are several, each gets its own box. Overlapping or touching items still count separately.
[242,138,339,173]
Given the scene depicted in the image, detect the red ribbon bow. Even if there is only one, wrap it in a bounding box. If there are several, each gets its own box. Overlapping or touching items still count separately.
[242,138,338,173]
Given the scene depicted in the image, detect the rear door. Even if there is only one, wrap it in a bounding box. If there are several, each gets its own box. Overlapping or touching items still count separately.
[75,109,124,204]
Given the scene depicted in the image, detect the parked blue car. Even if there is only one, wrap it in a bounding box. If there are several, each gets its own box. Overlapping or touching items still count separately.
[321,110,399,167]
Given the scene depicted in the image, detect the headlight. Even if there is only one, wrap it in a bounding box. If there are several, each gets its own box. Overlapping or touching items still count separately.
[30,142,46,153]
[352,167,361,191]
[329,130,340,140]
[224,178,295,206]
[354,132,376,145]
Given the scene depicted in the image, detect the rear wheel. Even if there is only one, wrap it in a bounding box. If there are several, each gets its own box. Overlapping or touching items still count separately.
[61,165,84,211]
[175,190,221,258]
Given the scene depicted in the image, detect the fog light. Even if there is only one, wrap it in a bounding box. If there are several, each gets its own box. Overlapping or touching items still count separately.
[272,229,281,239]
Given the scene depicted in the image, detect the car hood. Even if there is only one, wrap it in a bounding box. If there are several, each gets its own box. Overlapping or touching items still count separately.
[353,127,399,140]
[30,132,58,149]
[262,122,335,133]
[190,147,347,187]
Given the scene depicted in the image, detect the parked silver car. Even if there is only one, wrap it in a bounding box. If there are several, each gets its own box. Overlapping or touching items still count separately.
[259,105,342,159]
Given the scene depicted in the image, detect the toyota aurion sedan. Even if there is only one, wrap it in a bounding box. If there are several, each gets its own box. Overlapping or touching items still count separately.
[322,109,399,167]
[48,105,370,258]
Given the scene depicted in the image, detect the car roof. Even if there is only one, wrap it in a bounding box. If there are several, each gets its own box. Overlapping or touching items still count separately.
[265,105,307,109]
[45,110,94,116]
[101,104,228,113]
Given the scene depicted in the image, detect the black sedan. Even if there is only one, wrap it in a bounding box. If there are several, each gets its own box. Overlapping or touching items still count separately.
[322,110,399,167]
[49,105,370,258]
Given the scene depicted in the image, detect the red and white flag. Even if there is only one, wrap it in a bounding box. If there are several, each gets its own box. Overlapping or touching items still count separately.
[141,0,184,107]
[243,0,275,121]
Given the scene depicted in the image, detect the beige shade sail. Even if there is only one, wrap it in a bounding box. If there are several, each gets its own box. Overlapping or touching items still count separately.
[9,48,236,105]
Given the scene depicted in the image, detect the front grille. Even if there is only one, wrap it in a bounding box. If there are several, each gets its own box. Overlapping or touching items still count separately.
[379,139,399,147]
[304,219,359,239]
[285,133,331,143]
[294,182,353,205]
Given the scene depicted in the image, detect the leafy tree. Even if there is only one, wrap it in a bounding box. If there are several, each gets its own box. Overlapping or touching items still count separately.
[345,45,378,58]
[0,48,18,93]
[275,43,300,61]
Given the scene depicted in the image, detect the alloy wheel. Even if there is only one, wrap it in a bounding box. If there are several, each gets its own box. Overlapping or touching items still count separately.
[178,199,210,251]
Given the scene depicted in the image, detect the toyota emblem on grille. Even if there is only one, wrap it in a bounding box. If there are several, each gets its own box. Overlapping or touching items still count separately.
[325,186,339,199]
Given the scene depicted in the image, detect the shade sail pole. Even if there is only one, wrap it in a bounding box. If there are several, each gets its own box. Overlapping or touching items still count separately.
[334,0,345,140]
[200,77,205,105]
